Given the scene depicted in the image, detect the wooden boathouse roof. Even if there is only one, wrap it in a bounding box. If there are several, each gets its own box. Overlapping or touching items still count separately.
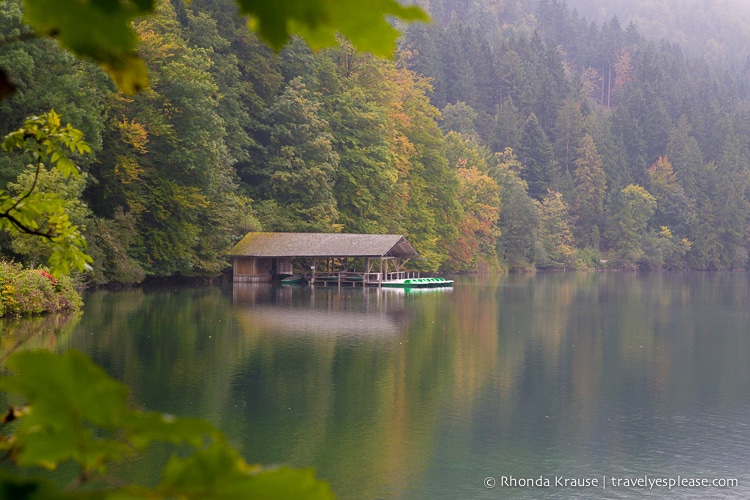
[230,232,419,259]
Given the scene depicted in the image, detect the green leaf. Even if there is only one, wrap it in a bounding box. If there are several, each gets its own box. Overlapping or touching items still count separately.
[0,350,129,470]
[158,441,333,499]
[237,0,429,56]
[228,467,334,500]
[2,111,94,275]
[22,0,154,93]
[1,350,128,427]
[102,53,150,95]
[125,411,221,450]
[0,350,235,474]
[0,350,330,498]
[15,0,428,95]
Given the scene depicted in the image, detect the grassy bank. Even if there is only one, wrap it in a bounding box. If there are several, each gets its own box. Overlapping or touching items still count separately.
[0,262,82,317]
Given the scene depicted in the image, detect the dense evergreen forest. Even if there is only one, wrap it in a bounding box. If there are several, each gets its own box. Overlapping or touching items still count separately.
[2,0,750,282]
[566,0,750,68]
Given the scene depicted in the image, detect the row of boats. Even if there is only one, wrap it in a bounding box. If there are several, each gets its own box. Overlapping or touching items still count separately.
[280,275,454,288]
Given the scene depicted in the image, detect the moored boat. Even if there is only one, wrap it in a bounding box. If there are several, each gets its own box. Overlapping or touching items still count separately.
[380,277,454,288]
[281,274,305,285]
[313,274,340,283]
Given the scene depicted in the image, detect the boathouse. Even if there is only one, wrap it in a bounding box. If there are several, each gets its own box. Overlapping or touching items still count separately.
[230,232,419,284]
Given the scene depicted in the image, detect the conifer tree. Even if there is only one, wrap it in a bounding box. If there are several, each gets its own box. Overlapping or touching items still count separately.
[571,134,607,246]
[537,190,576,268]
[518,112,555,199]
[553,97,585,177]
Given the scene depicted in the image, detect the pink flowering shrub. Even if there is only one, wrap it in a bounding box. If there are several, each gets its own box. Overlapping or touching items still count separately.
[0,262,82,316]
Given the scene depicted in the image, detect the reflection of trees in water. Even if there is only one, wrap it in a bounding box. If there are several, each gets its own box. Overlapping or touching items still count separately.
[0,311,82,359]
[67,287,242,427]
[22,275,749,497]
[229,280,502,498]
[232,284,414,338]
[481,271,750,476]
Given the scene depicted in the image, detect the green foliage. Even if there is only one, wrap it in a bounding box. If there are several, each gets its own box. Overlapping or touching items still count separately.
[537,191,577,269]
[238,0,428,56]
[553,97,585,176]
[0,261,81,316]
[85,208,145,285]
[6,0,428,98]
[395,0,750,270]
[640,226,692,270]
[575,246,601,270]
[10,0,750,278]
[605,184,657,267]
[1,110,92,276]
[82,0,250,278]
[492,148,539,270]
[440,102,479,139]
[571,133,607,246]
[258,78,339,232]
[0,349,333,499]
[518,113,554,200]
[398,72,460,271]
[7,165,91,268]
[20,0,153,94]
[0,1,110,167]
[2,109,89,179]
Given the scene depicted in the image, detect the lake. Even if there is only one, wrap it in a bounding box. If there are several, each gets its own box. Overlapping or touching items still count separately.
[3,272,750,498]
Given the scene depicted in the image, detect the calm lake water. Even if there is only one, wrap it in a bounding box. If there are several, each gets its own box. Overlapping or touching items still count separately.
[4,272,750,498]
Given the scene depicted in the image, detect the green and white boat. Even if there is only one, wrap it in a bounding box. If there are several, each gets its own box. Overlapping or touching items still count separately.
[280,274,306,285]
[380,277,454,288]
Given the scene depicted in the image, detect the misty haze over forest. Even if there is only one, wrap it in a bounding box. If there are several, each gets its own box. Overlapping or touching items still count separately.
[422,0,750,67]
[566,0,750,65]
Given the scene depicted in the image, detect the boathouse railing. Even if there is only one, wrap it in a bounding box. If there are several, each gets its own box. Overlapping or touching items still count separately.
[307,271,422,287]
[363,271,421,286]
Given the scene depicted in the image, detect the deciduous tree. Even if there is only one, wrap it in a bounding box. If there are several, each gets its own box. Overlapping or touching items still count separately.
[259,78,339,232]
[605,184,657,266]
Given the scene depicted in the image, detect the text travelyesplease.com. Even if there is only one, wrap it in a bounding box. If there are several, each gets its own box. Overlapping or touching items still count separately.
[483,475,738,490]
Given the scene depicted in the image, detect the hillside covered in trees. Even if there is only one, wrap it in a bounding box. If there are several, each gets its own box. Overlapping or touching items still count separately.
[2,0,750,282]
[566,0,750,68]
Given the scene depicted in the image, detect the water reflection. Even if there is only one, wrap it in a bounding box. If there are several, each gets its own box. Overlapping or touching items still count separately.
[232,284,409,338]
[229,283,468,498]
[0,312,81,360]
[2,274,749,498]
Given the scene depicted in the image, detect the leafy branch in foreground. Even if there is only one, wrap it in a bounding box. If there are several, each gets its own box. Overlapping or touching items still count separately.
[6,0,428,96]
[1,110,93,276]
[0,349,333,499]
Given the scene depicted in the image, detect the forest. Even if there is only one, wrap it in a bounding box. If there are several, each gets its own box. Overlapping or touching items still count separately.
[2,0,750,283]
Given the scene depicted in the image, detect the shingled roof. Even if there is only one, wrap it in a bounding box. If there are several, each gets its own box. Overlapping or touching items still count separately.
[230,232,419,259]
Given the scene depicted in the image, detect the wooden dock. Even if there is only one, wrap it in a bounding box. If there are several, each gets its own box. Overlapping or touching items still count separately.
[305,270,421,287]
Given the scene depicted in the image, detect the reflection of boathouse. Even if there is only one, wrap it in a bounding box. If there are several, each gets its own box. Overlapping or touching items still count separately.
[230,232,420,285]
